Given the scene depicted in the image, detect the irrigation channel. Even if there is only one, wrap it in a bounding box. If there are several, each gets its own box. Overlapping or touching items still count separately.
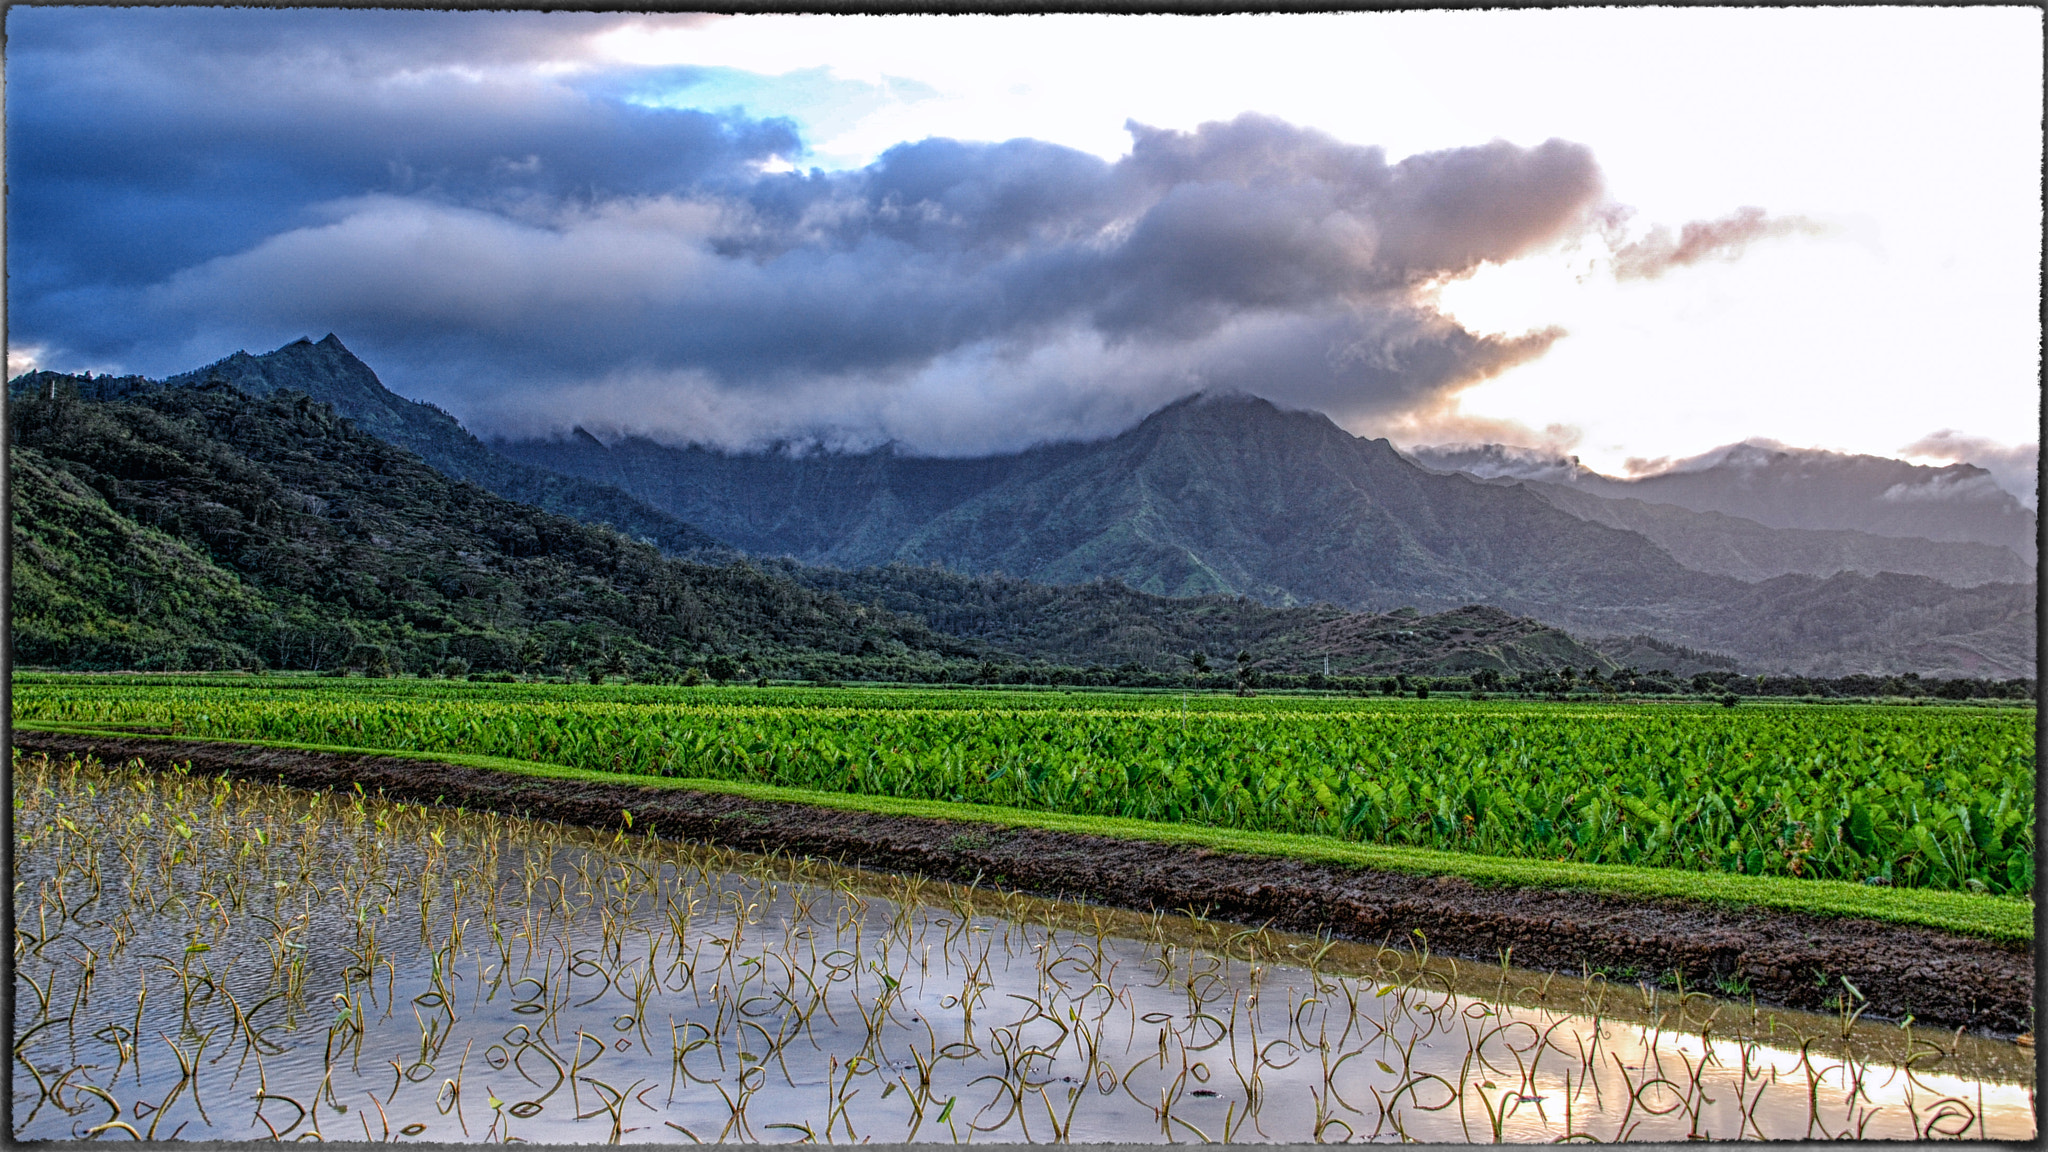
[14,752,2036,1143]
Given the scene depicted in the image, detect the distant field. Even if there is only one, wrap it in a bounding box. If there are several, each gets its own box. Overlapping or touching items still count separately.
[14,674,2033,899]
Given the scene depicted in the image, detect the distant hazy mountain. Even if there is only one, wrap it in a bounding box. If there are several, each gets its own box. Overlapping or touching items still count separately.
[151,337,735,560]
[1407,439,2036,559]
[1530,570,2036,681]
[1504,478,2031,586]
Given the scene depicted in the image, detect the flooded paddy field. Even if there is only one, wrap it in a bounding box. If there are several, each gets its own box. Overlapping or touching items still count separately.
[14,751,2036,1143]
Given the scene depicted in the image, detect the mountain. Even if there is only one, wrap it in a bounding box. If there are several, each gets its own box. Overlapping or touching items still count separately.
[506,394,1724,610]
[498,393,2035,677]
[1707,571,2035,680]
[769,562,1636,678]
[1407,439,2036,560]
[1503,478,2031,586]
[6,380,975,675]
[19,345,2029,680]
[7,379,1642,680]
[503,431,1092,568]
[10,443,275,670]
[134,336,737,560]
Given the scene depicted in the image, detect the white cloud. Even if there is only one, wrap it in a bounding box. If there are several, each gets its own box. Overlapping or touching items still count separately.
[585,9,2042,470]
[1902,431,2040,509]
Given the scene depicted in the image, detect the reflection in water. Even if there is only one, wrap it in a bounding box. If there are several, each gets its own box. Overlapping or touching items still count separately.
[13,753,2036,1142]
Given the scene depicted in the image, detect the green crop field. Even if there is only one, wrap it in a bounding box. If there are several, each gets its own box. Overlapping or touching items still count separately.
[13,674,2034,899]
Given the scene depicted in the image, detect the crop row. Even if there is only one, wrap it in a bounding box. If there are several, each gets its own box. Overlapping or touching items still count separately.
[13,682,2034,895]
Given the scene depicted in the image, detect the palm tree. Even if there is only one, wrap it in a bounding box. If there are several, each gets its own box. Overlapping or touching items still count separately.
[1234,650,1256,697]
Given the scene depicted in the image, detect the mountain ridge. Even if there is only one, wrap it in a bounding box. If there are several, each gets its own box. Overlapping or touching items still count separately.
[1406,439,2036,558]
[1496,476,2031,586]
[7,380,1645,679]
[150,336,736,560]
[497,389,2035,677]
[15,340,2031,678]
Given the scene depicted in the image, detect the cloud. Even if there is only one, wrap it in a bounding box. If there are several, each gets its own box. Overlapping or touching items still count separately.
[1620,438,1791,478]
[1398,440,1587,483]
[9,9,1801,455]
[1902,430,2039,508]
[1879,471,2008,504]
[5,8,785,298]
[6,344,49,378]
[1605,206,1827,281]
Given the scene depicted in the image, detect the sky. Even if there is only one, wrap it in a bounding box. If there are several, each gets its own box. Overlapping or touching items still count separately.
[5,7,2040,498]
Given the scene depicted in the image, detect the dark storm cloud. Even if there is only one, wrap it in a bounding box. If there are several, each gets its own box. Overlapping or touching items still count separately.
[12,10,1622,450]
[7,8,785,295]
[10,6,662,65]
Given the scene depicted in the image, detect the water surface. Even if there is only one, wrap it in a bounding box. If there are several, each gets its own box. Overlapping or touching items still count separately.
[13,754,2033,1142]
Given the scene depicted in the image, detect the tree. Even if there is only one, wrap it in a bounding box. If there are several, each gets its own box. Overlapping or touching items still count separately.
[347,643,393,678]
[706,654,739,684]
[1188,650,1210,677]
[518,637,546,680]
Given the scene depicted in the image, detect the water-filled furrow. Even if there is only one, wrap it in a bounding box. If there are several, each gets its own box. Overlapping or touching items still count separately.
[13,752,2034,1142]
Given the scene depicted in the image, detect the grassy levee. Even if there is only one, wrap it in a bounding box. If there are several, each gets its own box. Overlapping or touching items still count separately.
[15,720,2032,944]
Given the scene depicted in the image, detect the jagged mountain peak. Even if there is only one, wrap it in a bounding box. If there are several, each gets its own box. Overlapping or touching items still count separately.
[154,337,733,559]
[1141,389,1338,426]
[1118,390,1396,466]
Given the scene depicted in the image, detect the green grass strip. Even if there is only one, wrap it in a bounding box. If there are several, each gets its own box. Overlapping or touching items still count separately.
[17,721,2033,944]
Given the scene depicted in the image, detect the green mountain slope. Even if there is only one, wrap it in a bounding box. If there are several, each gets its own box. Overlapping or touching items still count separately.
[7,383,973,676]
[10,445,274,669]
[16,348,2028,680]
[10,382,1642,680]
[144,336,735,559]
[889,395,1720,609]
[508,394,1722,609]
[773,562,1628,677]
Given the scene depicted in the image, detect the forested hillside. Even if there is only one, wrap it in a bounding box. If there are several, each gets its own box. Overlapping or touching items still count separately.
[8,382,972,676]
[9,382,1637,681]
[775,562,1631,677]
[150,336,734,559]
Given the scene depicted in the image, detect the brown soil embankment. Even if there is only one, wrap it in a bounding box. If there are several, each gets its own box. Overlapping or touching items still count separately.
[12,731,2033,1034]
